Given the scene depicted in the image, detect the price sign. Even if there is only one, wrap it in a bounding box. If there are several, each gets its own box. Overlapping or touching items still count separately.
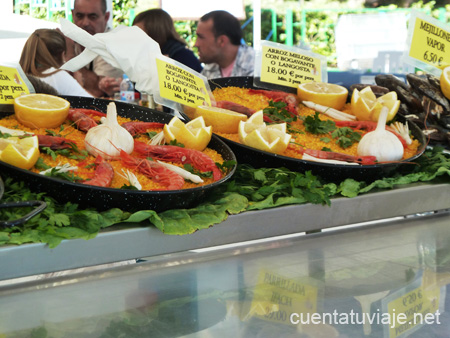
[382,271,443,338]
[0,65,32,109]
[245,269,319,325]
[404,10,450,74]
[155,57,212,108]
[255,41,327,90]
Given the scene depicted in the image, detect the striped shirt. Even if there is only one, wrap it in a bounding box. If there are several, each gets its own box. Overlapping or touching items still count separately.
[201,44,255,79]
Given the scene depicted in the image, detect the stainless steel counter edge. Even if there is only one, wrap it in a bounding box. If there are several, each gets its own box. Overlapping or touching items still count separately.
[1,183,449,281]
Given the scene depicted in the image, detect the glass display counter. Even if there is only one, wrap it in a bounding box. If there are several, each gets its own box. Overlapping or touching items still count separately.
[1,207,450,337]
[1,183,449,281]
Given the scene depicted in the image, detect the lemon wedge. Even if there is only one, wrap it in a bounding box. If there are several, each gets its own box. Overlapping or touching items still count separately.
[351,87,400,122]
[0,135,40,169]
[440,66,450,100]
[163,116,212,151]
[194,106,248,133]
[297,82,348,110]
[238,111,291,154]
[14,94,70,129]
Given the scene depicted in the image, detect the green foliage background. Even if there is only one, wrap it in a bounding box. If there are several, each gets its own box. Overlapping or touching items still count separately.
[14,0,450,67]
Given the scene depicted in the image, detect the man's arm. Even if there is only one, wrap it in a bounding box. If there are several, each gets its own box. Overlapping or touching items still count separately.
[64,35,106,97]
[74,67,105,97]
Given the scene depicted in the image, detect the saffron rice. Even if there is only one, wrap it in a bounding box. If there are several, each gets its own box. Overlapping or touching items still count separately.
[212,87,420,162]
[0,113,224,190]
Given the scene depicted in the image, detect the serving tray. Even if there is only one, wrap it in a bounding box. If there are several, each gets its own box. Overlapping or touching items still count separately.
[209,77,426,182]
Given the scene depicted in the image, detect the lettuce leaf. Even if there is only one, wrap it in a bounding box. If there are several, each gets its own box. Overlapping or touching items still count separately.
[0,148,449,246]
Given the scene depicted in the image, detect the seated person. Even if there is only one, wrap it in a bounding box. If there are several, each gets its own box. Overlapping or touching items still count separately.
[19,29,93,97]
[67,0,123,97]
[133,8,203,73]
[194,10,255,79]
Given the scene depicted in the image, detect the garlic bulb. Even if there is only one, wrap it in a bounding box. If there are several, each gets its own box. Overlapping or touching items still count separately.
[357,107,404,162]
[85,102,134,159]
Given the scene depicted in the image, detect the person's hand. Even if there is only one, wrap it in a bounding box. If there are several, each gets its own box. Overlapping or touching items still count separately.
[98,76,121,97]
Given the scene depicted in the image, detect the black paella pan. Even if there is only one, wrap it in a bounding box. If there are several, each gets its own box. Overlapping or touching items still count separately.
[208,76,427,182]
[0,97,236,212]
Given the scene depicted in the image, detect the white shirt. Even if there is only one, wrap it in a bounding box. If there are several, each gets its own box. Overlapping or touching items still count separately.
[41,68,93,97]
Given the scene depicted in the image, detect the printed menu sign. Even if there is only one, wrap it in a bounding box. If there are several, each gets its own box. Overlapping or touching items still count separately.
[155,57,212,108]
[403,10,450,75]
[254,41,327,91]
[0,65,33,111]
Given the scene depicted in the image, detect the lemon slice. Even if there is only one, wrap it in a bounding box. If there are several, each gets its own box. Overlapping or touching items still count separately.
[163,116,212,151]
[297,82,348,110]
[440,66,450,100]
[351,87,376,121]
[351,87,400,122]
[14,94,70,129]
[194,106,248,133]
[0,135,40,169]
[238,111,291,154]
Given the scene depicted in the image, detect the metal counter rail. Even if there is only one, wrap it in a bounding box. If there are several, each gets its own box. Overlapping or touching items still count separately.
[0,183,449,281]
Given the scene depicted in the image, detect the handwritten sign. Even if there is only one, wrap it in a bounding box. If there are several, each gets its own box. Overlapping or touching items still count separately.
[403,10,450,75]
[155,57,212,108]
[254,41,327,91]
[0,65,32,109]
[245,269,319,325]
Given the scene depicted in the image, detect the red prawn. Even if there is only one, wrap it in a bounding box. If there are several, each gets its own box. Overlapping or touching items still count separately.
[119,150,185,190]
[37,134,76,150]
[133,140,222,181]
[121,121,165,136]
[335,120,407,148]
[248,89,300,116]
[67,108,98,132]
[288,145,378,165]
[248,89,298,103]
[70,108,106,117]
[82,156,114,187]
[216,100,256,115]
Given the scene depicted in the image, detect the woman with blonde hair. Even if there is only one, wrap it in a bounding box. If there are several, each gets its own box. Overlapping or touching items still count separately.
[133,9,203,73]
[19,29,92,97]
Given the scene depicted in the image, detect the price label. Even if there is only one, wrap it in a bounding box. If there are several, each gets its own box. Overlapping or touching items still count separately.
[259,42,325,89]
[386,283,441,338]
[407,11,450,71]
[0,65,31,105]
[246,269,319,325]
[156,58,211,108]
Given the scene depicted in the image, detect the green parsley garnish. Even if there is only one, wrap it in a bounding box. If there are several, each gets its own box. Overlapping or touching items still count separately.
[303,112,336,134]
[263,100,297,123]
[331,127,362,149]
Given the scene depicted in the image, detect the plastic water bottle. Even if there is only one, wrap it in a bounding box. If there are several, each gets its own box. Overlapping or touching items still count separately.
[120,74,135,104]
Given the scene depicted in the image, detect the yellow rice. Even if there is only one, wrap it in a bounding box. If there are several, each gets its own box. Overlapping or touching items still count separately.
[0,113,224,190]
[213,87,420,162]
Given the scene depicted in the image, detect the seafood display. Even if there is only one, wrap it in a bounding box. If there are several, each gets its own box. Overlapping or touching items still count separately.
[352,73,450,146]
[211,87,421,165]
[207,76,426,181]
[0,106,228,191]
[0,97,236,211]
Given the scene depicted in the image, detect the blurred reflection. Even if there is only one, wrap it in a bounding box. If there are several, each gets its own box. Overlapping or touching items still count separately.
[1,212,450,337]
